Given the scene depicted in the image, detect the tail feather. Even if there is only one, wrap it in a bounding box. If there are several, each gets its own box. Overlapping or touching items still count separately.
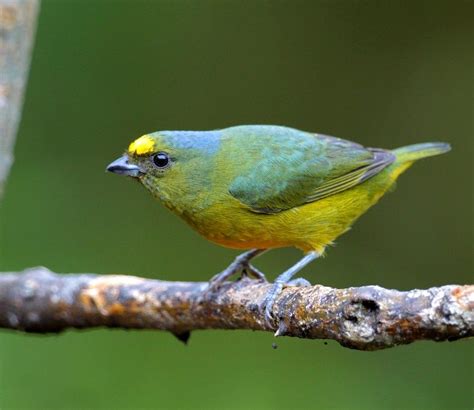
[392,142,451,163]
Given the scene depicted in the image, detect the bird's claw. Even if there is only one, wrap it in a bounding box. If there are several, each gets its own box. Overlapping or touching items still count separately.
[262,282,284,328]
[287,277,311,287]
[260,278,312,329]
[242,265,267,282]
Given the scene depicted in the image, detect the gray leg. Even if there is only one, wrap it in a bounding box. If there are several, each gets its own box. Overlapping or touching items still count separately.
[261,251,320,327]
[209,249,267,288]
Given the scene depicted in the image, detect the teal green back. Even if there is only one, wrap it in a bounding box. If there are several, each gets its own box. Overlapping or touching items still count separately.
[215,125,394,213]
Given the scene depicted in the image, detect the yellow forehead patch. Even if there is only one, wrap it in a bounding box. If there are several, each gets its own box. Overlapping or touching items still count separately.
[128,135,155,156]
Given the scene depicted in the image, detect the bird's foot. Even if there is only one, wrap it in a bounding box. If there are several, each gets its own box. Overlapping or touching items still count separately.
[208,249,267,290]
[260,277,311,329]
[286,278,311,287]
[259,251,319,329]
[241,264,267,282]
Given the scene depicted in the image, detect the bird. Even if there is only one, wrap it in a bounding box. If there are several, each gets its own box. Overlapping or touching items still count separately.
[106,125,450,327]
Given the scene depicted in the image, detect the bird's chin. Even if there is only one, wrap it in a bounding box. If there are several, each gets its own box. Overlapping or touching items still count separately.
[137,174,154,188]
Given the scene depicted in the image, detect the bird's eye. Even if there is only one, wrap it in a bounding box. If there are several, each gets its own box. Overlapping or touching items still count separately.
[152,152,170,168]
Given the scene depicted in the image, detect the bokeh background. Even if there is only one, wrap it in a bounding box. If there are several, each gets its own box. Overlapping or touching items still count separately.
[0,0,472,409]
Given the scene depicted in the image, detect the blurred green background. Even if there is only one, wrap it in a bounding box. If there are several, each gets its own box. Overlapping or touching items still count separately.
[0,0,472,409]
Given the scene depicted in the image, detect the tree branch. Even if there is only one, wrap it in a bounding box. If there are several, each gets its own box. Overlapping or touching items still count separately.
[0,0,39,198]
[0,267,472,350]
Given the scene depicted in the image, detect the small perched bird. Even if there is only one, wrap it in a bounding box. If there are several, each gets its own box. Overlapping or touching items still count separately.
[107,125,450,326]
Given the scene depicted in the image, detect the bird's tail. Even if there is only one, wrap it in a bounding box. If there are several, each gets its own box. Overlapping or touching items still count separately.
[392,142,451,163]
[387,142,451,181]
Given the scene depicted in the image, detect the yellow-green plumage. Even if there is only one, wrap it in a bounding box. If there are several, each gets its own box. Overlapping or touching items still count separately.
[107,125,450,323]
[111,125,450,254]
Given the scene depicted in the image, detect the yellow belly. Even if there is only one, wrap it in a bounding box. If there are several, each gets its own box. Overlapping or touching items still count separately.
[183,162,411,253]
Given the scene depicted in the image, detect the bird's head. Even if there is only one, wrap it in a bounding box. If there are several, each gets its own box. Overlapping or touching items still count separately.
[106,131,220,209]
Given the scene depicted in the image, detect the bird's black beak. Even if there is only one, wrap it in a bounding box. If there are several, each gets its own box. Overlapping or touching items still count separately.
[106,155,144,177]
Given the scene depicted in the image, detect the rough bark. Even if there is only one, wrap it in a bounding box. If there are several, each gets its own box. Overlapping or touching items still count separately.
[0,267,472,350]
[0,0,39,198]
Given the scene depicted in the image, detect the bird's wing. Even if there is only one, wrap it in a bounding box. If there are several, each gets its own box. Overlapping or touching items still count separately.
[228,134,395,214]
